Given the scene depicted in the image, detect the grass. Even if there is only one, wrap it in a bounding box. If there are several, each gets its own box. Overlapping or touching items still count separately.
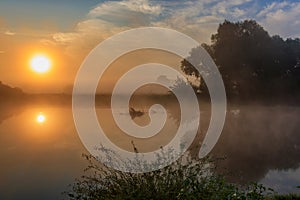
[63,144,300,200]
[63,149,300,200]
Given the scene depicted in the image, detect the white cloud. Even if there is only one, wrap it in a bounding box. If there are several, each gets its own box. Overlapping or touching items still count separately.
[232,7,246,18]
[257,1,300,38]
[52,0,165,55]
[210,0,252,18]
[152,0,253,43]
[257,1,289,18]
[52,0,300,53]
[52,0,255,49]
[52,19,129,55]
[88,0,162,26]
[151,2,211,43]
[89,0,162,17]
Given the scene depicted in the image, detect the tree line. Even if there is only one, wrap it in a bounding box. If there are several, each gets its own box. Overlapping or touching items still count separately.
[0,81,24,98]
[181,20,300,103]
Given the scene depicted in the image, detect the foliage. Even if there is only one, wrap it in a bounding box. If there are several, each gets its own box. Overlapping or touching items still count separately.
[65,152,274,200]
[180,20,300,102]
[0,81,24,98]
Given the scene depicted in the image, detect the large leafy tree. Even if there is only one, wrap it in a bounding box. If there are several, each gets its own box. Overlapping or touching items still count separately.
[181,20,300,101]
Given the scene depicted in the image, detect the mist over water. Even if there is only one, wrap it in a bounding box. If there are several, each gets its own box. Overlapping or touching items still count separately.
[0,96,300,199]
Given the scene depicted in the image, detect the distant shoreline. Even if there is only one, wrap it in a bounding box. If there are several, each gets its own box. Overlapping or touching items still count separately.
[2,92,300,108]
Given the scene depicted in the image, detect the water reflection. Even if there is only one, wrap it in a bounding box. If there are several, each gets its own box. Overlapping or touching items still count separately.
[0,98,300,199]
[168,103,300,192]
[0,104,25,125]
[212,105,300,189]
[96,96,300,193]
[0,103,87,200]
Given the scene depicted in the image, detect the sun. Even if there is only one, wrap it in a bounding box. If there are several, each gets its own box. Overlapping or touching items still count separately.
[36,113,46,124]
[30,55,51,73]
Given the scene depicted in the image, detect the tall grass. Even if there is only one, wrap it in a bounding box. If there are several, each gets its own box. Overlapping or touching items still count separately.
[65,149,277,200]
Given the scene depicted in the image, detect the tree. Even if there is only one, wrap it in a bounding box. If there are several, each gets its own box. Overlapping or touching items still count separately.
[181,20,300,102]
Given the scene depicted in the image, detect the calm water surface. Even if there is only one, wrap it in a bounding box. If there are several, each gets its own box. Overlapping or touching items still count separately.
[1,99,300,199]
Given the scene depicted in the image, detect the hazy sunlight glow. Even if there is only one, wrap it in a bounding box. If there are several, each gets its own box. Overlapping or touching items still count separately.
[36,113,46,123]
[31,55,51,73]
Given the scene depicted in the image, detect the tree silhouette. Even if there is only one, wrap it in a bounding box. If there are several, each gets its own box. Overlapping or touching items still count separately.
[180,20,300,102]
[0,81,24,99]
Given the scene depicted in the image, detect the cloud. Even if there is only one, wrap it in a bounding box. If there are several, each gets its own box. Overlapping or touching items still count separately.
[52,0,300,54]
[210,0,252,16]
[257,1,300,38]
[4,30,15,36]
[54,0,255,48]
[152,0,253,43]
[39,39,58,46]
[88,0,162,18]
[53,19,127,43]
[52,0,163,54]
[0,51,4,54]
[52,18,129,56]
[257,1,289,18]
[53,32,80,44]
[86,0,162,28]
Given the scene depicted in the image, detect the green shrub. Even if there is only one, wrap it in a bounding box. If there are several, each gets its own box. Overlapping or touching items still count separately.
[65,150,275,200]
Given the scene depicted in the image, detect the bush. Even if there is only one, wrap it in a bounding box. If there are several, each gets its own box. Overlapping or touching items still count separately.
[65,150,275,200]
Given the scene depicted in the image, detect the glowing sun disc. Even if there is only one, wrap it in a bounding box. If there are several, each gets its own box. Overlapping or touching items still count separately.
[30,55,51,73]
[36,113,46,123]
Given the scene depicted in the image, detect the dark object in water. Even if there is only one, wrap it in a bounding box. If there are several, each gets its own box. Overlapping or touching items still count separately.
[129,107,144,119]
[131,140,138,153]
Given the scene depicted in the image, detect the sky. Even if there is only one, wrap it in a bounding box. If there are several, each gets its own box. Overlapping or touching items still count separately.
[0,0,300,93]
